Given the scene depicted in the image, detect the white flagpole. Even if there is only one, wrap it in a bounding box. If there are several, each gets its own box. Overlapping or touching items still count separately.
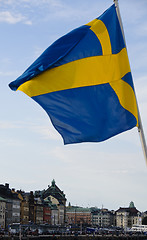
[113,0,147,165]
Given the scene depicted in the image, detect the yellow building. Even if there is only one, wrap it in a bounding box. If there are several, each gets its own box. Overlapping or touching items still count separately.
[116,202,141,229]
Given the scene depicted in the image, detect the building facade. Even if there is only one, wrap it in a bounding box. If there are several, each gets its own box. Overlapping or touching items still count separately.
[116,202,141,228]
[42,179,67,225]
[66,206,91,226]
[43,204,51,224]
[34,197,43,224]
[0,180,66,227]
[91,208,115,227]
[20,194,29,224]
[0,184,20,227]
[0,197,6,229]
[12,199,20,223]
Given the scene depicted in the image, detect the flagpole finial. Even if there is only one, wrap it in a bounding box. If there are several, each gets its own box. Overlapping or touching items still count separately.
[113,0,118,6]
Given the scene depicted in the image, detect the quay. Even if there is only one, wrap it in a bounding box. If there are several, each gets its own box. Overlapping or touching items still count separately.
[1,235,147,240]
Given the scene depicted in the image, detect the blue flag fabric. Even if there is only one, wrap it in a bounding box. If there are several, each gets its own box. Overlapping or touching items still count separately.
[9,4,138,144]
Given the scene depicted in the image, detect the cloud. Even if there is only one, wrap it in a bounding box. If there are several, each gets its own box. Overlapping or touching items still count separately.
[0,0,104,26]
[1,0,63,8]
[0,70,20,77]
[0,0,64,15]
[33,0,63,8]
[0,0,69,26]
[0,121,22,129]
[30,124,61,141]
[49,142,144,172]
[0,138,23,147]
[0,11,32,24]
[0,120,61,141]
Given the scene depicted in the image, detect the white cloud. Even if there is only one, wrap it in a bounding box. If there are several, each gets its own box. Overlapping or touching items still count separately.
[0,0,63,11]
[0,11,32,24]
[49,142,144,171]
[23,20,32,25]
[34,0,63,8]
[0,120,61,141]
[30,124,61,141]
[3,0,63,7]
[0,121,21,129]
[0,138,23,147]
[0,0,103,26]
[0,70,20,77]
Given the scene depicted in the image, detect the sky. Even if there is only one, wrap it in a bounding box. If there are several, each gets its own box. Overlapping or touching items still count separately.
[0,0,147,212]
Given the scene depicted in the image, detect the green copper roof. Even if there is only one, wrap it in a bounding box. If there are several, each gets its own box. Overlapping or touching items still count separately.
[66,206,91,213]
[52,179,55,187]
[129,201,135,208]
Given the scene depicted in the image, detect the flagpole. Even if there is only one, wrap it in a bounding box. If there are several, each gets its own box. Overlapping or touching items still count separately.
[113,0,147,165]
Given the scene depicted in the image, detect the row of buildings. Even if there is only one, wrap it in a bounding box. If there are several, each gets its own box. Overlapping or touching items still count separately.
[0,180,146,230]
[66,202,143,229]
[0,180,66,229]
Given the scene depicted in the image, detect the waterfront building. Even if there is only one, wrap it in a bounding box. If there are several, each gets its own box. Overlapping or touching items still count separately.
[20,193,29,224]
[91,208,115,227]
[18,190,35,224]
[51,204,59,225]
[15,191,35,225]
[0,196,6,228]
[34,179,67,225]
[58,204,65,225]
[116,201,141,228]
[34,197,44,224]
[42,180,66,225]
[0,183,20,227]
[28,191,35,224]
[11,199,20,224]
[0,181,67,227]
[18,191,44,225]
[66,206,91,226]
[141,211,147,225]
[43,201,52,224]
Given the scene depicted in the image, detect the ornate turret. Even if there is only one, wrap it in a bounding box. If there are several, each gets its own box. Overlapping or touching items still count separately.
[129,201,135,208]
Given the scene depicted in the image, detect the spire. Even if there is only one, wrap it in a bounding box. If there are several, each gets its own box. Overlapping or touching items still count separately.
[52,179,55,187]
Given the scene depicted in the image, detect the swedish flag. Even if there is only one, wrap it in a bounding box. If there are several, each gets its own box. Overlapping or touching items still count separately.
[9,4,138,144]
